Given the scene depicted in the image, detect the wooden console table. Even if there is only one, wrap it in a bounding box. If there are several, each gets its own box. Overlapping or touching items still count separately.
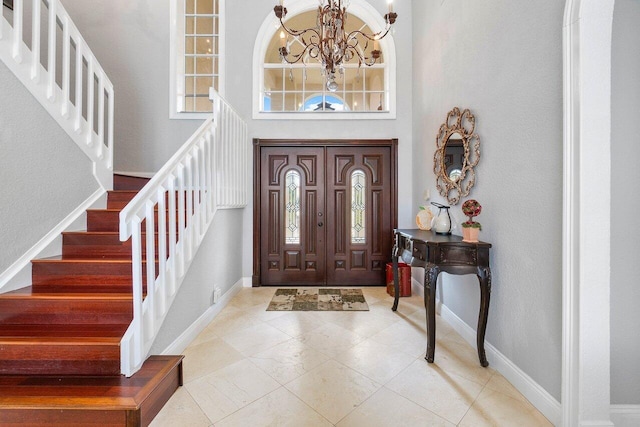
[391,229,492,367]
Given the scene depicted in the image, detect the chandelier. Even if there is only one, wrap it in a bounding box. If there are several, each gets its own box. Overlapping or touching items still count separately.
[274,0,398,92]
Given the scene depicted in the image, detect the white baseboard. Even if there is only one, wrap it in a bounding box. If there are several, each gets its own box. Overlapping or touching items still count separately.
[114,170,156,179]
[610,405,640,427]
[0,189,106,293]
[439,304,562,426]
[241,276,253,287]
[161,278,244,355]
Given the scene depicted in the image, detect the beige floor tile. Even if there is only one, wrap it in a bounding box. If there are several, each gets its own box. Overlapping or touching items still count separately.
[150,387,212,427]
[484,372,531,404]
[249,338,330,384]
[189,324,219,347]
[325,310,401,338]
[239,303,290,322]
[215,387,332,427]
[222,322,292,356]
[206,309,264,337]
[181,337,245,384]
[155,288,548,427]
[369,319,429,358]
[359,287,390,305]
[459,387,553,427]
[228,288,275,310]
[285,359,381,424]
[185,359,280,423]
[337,387,455,427]
[297,322,366,357]
[266,311,326,337]
[370,298,421,317]
[334,338,417,385]
[433,338,495,386]
[386,359,484,425]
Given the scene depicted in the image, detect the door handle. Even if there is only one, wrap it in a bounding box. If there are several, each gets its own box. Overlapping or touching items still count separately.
[318,222,324,227]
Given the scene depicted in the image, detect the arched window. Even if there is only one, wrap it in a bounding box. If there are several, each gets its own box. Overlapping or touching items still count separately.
[253,0,396,119]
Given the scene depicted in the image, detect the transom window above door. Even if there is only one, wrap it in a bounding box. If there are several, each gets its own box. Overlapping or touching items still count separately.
[253,0,396,120]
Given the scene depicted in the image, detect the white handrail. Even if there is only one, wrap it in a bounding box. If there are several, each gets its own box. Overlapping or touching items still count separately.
[119,91,248,377]
[0,0,114,189]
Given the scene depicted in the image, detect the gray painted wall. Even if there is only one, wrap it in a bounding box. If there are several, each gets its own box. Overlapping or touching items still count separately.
[0,61,99,274]
[59,0,203,174]
[611,0,640,405]
[411,1,564,400]
[150,209,244,353]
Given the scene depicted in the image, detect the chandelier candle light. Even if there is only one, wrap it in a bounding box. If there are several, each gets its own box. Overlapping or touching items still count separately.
[274,0,398,92]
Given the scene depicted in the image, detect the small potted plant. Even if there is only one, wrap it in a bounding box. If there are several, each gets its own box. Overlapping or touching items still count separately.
[461,199,482,242]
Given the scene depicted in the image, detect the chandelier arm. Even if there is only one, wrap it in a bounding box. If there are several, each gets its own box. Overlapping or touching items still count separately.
[280,20,321,39]
[281,42,321,65]
[347,26,392,43]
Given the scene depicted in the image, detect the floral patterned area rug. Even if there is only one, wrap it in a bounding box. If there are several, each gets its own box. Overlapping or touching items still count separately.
[266,288,369,311]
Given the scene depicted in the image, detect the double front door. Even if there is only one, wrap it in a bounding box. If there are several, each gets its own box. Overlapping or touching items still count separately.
[254,140,397,286]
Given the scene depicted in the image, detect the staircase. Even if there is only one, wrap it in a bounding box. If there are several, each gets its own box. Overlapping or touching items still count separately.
[0,175,183,425]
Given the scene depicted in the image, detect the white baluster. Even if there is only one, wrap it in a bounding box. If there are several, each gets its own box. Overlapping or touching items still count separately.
[98,72,105,149]
[107,86,114,168]
[86,57,94,146]
[47,0,56,101]
[177,165,186,277]
[61,15,70,118]
[145,201,156,331]
[167,175,178,294]
[12,0,23,62]
[156,186,167,315]
[31,0,41,81]
[74,41,83,132]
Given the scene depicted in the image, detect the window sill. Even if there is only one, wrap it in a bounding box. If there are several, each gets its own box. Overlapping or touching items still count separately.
[252,110,397,121]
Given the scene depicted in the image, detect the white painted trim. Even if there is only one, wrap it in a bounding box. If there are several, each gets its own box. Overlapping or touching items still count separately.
[610,405,640,427]
[241,276,253,288]
[439,304,561,426]
[562,0,615,425]
[0,188,105,292]
[113,170,156,179]
[562,1,581,424]
[160,278,243,355]
[252,0,397,120]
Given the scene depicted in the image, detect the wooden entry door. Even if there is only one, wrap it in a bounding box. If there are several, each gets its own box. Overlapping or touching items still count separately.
[254,140,397,287]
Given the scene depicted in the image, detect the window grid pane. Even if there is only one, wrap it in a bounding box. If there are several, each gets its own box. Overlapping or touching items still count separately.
[182,0,219,113]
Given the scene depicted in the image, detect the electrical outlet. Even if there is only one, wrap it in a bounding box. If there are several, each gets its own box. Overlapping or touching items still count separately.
[212,287,222,304]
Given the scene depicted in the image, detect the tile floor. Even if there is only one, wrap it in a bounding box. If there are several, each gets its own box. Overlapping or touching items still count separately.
[151,287,553,426]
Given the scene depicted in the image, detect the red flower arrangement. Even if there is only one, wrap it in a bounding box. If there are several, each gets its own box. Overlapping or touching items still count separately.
[461,199,482,230]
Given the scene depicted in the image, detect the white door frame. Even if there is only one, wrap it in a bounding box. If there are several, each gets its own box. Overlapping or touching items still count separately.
[562,0,614,425]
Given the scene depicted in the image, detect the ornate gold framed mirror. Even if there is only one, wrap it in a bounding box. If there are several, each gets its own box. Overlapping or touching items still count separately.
[433,107,480,205]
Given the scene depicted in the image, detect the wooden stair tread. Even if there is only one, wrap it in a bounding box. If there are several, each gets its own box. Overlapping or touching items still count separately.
[0,336,121,344]
[33,256,136,264]
[0,324,127,338]
[0,288,133,300]
[0,356,182,407]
